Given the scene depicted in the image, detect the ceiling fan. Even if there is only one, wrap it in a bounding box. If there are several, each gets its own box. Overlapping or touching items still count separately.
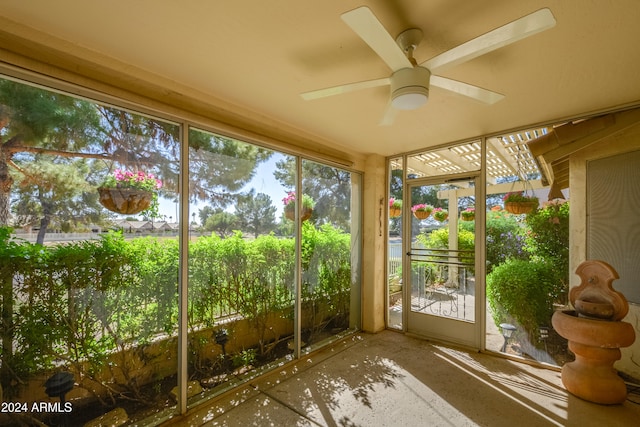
[301,6,556,125]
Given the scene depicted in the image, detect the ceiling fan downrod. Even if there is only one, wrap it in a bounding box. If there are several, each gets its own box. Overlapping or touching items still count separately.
[390,28,430,110]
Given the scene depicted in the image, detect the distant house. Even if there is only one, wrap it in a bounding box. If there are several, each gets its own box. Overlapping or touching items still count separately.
[114,220,153,233]
[154,221,173,232]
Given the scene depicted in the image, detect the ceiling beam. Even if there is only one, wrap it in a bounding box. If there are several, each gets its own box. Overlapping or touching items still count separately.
[438,179,544,198]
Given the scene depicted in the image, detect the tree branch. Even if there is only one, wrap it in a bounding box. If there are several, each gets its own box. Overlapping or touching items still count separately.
[6,144,112,160]
[7,159,31,179]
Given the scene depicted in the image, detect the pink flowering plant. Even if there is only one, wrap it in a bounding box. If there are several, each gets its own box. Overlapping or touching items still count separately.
[282,191,315,211]
[389,198,402,209]
[100,169,163,217]
[101,169,163,191]
[411,203,433,213]
[461,207,475,220]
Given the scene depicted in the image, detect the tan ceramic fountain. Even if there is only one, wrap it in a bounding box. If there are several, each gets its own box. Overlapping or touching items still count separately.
[552,260,635,404]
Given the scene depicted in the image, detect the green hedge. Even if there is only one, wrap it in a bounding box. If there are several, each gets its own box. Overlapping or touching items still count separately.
[486,201,569,342]
[0,224,351,397]
[486,258,565,340]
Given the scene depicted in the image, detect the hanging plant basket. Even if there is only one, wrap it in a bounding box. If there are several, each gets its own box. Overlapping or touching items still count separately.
[503,192,538,215]
[283,192,315,222]
[285,207,313,222]
[433,209,448,222]
[411,204,433,220]
[413,210,431,220]
[434,213,448,222]
[461,208,475,221]
[505,201,537,215]
[98,187,153,215]
[388,198,402,218]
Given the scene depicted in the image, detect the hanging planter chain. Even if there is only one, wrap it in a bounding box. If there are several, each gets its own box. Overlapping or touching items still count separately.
[504,143,537,214]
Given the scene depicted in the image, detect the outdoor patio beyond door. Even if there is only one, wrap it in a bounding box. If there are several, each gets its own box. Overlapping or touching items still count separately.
[405,176,479,347]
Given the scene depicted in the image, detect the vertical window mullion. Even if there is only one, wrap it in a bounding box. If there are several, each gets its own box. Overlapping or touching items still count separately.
[177,123,190,414]
[293,156,302,358]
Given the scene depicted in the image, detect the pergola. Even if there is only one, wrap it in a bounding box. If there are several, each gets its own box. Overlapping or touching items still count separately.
[390,126,551,207]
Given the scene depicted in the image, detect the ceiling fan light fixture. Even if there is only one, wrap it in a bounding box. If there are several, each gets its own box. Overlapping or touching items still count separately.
[390,67,431,110]
[392,88,428,110]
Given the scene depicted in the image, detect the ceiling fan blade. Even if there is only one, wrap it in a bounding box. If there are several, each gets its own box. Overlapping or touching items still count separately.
[379,102,399,126]
[430,75,505,104]
[421,8,556,72]
[301,77,390,100]
[341,6,413,72]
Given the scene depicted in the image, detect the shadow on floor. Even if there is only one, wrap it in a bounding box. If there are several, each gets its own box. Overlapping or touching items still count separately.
[165,330,640,427]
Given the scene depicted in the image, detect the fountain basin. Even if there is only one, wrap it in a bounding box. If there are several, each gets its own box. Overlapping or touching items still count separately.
[551,260,636,404]
[552,310,635,348]
[552,310,635,404]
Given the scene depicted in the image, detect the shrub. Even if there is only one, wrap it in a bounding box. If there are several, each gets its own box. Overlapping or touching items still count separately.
[1,231,179,402]
[1,221,353,396]
[420,227,474,253]
[525,200,570,305]
[525,200,569,266]
[416,226,475,275]
[300,223,352,340]
[456,209,528,272]
[486,209,528,272]
[486,258,565,341]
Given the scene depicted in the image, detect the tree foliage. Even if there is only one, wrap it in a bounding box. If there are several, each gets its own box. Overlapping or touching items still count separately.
[274,157,352,229]
[188,129,272,208]
[234,189,277,238]
[12,159,99,243]
[0,79,104,226]
[0,78,272,238]
[203,210,238,238]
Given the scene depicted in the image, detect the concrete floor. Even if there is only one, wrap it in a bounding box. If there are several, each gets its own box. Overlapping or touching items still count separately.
[164,331,640,427]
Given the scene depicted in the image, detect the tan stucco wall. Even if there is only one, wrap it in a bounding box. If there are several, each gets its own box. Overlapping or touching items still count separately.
[570,121,640,379]
[361,154,387,332]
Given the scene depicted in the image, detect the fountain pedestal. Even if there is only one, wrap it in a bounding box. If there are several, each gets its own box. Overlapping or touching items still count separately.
[551,260,635,404]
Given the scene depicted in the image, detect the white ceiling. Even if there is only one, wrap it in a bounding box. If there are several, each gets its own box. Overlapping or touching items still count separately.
[1,0,640,158]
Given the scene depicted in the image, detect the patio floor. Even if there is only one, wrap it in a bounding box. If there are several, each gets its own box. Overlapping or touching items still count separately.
[163,330,640,426]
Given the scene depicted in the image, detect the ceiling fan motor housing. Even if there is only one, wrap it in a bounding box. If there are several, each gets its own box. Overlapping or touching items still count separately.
[390,67,431,110]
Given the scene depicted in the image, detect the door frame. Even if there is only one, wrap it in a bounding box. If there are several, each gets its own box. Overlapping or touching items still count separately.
[402,171,486,349]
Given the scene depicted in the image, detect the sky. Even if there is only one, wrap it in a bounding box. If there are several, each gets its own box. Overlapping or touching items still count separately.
[157,154,288,224]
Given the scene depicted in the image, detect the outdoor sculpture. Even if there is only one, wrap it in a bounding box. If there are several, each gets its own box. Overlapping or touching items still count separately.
[552,260,635,404]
